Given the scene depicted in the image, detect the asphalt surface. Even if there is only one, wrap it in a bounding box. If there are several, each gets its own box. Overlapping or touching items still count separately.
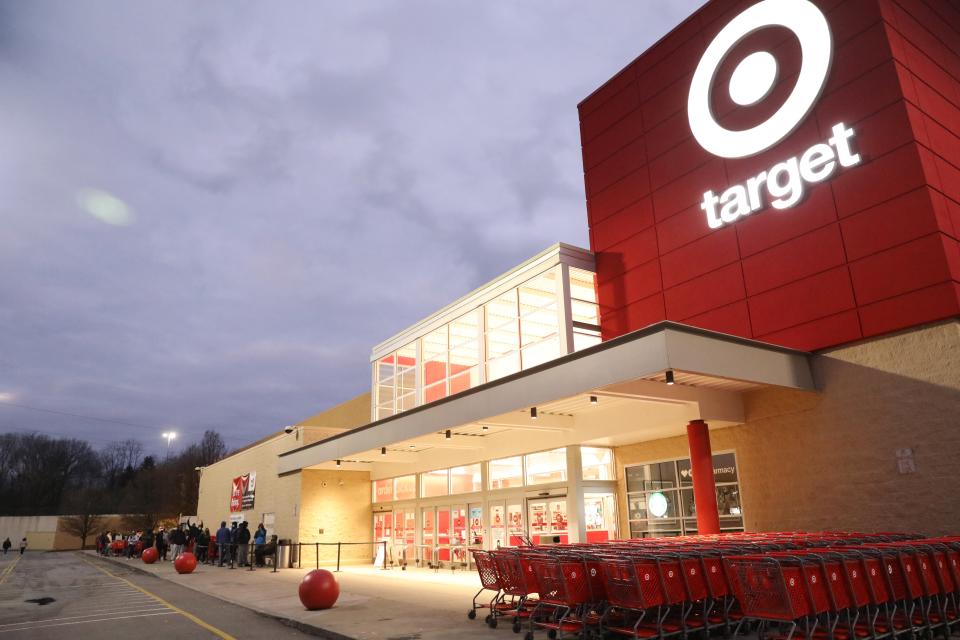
[0,551,319,639]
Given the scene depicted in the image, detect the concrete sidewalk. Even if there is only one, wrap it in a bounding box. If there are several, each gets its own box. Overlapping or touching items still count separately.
[87,552,502,640]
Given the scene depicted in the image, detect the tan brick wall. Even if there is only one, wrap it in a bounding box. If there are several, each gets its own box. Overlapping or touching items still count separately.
[615,320,960,537]
[197,392,372,541]
[297,469,372,566]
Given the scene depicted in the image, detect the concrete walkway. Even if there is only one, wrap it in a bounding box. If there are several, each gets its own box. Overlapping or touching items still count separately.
[87,552,502,640]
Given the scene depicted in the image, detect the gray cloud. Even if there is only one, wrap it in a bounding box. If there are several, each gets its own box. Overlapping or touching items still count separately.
[0,0,703,454]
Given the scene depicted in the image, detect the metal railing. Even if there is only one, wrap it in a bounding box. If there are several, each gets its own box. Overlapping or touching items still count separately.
[196,540,391,573]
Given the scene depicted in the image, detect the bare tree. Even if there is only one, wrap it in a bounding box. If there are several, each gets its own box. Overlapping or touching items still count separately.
[60,513,106,549]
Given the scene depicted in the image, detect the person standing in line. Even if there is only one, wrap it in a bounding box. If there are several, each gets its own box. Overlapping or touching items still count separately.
[229,522,238,565]
[2,538,10,555]
[19,538,27,555]
[236,522,251,567]
[156,527,168,561]
[216,521,231,566]
[170,526,185,560]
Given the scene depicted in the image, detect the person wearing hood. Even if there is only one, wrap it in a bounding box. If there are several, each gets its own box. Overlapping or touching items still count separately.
[216,521,231,566]
[236,521,251,567]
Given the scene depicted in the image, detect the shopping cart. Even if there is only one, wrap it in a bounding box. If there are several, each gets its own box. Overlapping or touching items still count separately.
[524,553,600,640]
[469,549,505,624]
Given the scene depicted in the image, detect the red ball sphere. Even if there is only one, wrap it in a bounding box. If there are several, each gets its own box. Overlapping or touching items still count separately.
[141,547,158,564]
[174,552,197,574]
[298,569,340,610]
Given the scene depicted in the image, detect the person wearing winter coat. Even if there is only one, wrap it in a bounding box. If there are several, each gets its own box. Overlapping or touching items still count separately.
[2,538,10,555]
[169,526,186,560]
[236,522,252,567]
[215,522,232,566]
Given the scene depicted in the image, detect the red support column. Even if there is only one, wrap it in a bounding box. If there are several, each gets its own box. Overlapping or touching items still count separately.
[686,419,720,535]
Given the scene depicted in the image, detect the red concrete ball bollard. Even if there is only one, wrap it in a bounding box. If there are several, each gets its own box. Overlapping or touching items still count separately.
[299,569,340,610]
[174,552,197,574]
[141,547,158,564]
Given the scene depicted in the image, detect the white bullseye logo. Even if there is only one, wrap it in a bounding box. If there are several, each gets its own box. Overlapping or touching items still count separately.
[688,0,833,158]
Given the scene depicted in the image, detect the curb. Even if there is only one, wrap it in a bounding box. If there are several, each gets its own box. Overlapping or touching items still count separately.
[82,552,354,640]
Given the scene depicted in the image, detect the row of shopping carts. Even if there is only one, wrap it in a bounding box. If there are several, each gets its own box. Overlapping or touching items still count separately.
[468,532,960,640]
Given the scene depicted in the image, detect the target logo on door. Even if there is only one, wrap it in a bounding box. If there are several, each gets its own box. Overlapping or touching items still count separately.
[690,0,862,230]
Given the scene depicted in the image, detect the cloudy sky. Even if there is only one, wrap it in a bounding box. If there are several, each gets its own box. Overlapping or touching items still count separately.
[0,0,702,455]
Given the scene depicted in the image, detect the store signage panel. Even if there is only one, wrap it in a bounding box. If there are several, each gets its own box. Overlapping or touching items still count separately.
[689,0,862,229]
[230,471,256,513]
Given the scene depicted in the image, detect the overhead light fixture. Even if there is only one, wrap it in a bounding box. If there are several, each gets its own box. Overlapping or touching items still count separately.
[445,429,451,439]
[381,447,387,456]
[336,459,342,467]
[666,370,675,385]
[590,395,598,405]
[530,407,538,420]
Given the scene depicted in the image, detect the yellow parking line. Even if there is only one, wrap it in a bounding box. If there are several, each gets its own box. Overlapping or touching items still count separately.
[0,557,20,584]
[77,554,237,640]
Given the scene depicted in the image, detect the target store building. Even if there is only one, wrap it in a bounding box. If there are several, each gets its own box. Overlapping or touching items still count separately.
[199,0,960,563]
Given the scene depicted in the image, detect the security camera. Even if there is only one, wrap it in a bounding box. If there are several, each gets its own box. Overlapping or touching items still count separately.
[284,425,295,434]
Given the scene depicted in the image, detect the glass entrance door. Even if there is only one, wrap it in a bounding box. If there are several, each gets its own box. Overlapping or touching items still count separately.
[421,507,436,567]
[528,497,569,544]
[437,506,451,562]
[451,505,467,566]
[490,502,505,548]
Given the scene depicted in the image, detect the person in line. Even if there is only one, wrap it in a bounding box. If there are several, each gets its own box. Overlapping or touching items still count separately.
[229,521,238,566]
[19,538,27,555]
[2,538,10,555]
[236,521,251,567]
[170,525,186,560]
[255,534,277,567]
[125,531,140,558]
[141,529,154,556]
[156,527,168,561]
[196,528,210,563]
[215,521,231,567]
[253,524,266,550]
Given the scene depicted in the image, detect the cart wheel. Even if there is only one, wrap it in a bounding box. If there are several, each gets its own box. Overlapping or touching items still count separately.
[489,617,498,629]
[548,630,557,639]
[468,609,477,620]
[513,620,522,633]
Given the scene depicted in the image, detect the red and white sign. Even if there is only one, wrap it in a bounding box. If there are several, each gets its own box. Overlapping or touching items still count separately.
[230,472,256,513]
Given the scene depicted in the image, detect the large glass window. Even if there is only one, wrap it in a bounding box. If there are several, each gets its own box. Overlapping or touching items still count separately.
[450,464,481,494]
[394,475,416,501]
[373,479,393,503]
[625,452,743,537]
[489,456,523,490]
[485,290,521,381]
[519,271,560,369]
[421,469,449,498]
[371,261,599,418]
[569,267,601,352]
[373,342,417,420]
[581,446,614,480]
[525,448,567,485]
[422,327,448,404]
[449,311,481,395]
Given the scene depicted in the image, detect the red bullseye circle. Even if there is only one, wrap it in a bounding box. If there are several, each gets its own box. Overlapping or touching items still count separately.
[174,552,197,574]
[298,569,340,610]
[141,547,158,564]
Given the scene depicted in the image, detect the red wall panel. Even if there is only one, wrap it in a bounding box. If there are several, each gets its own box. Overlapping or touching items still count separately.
[580,0,960,351]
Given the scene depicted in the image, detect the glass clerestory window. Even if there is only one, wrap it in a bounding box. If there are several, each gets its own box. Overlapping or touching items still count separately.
[372,261,599,419]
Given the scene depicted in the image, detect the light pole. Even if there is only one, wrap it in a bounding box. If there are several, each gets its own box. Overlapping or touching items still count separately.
[162,431,177,457]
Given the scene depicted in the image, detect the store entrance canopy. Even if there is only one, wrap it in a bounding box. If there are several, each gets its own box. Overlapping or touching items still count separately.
[278,322,814,476]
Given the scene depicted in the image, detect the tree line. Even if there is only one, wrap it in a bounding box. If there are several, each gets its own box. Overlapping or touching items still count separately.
[0,430,227,528]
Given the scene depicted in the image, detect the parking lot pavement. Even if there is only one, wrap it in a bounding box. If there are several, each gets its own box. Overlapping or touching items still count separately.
[0,552,317,638]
